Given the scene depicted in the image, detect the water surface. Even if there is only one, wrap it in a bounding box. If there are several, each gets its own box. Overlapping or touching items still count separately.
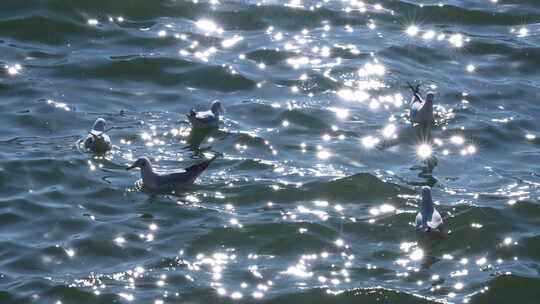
[1,0,540,303]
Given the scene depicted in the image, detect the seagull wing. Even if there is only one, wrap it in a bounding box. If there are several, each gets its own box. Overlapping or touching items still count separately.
[427,208,443,230]
[185,155,217,173]
[153,170,192,187]
[187,110,218,127]
[415,212,423,229]
[84,134,94,148]
[410,95,427,123]
[195,111,217,122]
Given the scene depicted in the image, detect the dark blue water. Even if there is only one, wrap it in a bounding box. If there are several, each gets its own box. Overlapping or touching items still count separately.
[1,0,540,303]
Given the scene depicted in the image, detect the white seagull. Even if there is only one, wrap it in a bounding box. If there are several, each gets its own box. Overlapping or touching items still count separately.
[187,100,224,129]
[84,118,112,153]
[409,83,435,125]
[126,155,218,192]
[415,187,443,232]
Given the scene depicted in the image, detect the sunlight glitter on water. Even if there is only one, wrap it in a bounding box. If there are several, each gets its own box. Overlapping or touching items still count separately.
[417,144,433,159]
[118,293,135,301]
[317,150,332,160]
[450,135,465,145]
[5,0,539,303]
[65,248,75,257]
[196,19,222,34]
[517,27,529,37]
[370,204,396,216]
[449,33,465,48]
[404,24,470,48]
[46,99,72,111]
[525,133,536,140]
[361,136,380,149]
[406,25,420,36]
[222,35,244,48]
[382,124,397,138]
[422,30,436,40]
[358,62,385,77]
[5,64,22,75]
[337,88,370,102]
[410,249,423,261]
[328,107,349,119]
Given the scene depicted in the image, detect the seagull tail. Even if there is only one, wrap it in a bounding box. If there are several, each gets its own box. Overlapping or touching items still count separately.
[407,82,423,102]
[185,153,219,173]
[406,82,420,93]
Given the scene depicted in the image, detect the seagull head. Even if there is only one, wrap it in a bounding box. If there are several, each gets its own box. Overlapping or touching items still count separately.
[90,118,107,139]
[211,100,225,115]
[426,92,435,103]
[127,157,151,170]
[92,118,107,133]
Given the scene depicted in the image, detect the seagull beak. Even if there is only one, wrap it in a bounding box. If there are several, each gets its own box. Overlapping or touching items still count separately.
[126,165,136,170]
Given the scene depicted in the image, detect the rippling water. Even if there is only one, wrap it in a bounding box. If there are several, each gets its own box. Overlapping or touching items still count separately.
[2,0,540,303]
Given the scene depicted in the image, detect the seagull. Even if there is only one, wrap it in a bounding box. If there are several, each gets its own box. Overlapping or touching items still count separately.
[126,154,218,192]
[187,100,224,129]
[415,187,443,232]
[409,83,435,125]
[84,118,112,153]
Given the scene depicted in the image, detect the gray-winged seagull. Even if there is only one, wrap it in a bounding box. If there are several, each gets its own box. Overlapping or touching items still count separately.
[187,100,224,129]
[415,187,443,232]
[409,84,435,125]
[84,118,112,153]
[126,154,218,192]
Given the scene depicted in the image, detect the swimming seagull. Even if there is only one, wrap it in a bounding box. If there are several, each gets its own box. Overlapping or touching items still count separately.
[415,187,443,232]
[187,100,224,129]
[409,83,435,125]
[84,118,112,153]
[126,154,218,192]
